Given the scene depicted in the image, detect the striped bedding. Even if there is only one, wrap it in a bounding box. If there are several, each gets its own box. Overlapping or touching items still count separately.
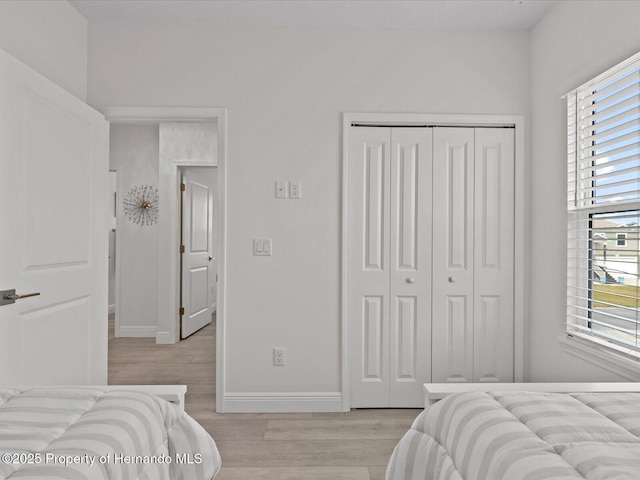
[0,387,221,480]
[387,391,640,480]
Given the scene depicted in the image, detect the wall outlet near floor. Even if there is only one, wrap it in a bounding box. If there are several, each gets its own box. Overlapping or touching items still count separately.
[273,347,286,366]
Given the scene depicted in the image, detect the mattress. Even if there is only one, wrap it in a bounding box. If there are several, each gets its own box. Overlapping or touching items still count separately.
[0,387,221,480]
[387,391,640,480]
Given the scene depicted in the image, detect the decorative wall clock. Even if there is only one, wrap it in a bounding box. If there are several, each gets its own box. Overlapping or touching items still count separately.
[123,185,159,226]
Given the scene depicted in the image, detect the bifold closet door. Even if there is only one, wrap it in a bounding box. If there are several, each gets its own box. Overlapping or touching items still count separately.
[348,127,432,408]
[388,128,432,407]
[473,128,514,383]
[432,127,514,383]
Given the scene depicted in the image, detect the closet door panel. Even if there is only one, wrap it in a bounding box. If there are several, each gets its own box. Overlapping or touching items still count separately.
[473,128,514,382]
[348,127,391,407]
[389,128,432,407]
[432,128,475,383]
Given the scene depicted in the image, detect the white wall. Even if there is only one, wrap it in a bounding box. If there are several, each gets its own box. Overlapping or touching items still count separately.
[110,125,159,336]
[88,24,530,396]
[0,1,87,100]
[529,0,640,381]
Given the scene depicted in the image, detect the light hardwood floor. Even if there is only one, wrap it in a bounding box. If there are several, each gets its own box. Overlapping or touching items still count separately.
[108,314,419,480]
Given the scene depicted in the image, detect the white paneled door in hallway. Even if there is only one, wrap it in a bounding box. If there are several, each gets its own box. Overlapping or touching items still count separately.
[348,127,433,408]
[0,47,109,385]
[181,167,216,339]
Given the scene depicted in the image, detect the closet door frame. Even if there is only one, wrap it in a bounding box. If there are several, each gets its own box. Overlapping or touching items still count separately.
[341,113,525,411]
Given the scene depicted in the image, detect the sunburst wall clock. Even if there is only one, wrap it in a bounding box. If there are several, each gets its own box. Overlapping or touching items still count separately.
[123,185,159,226]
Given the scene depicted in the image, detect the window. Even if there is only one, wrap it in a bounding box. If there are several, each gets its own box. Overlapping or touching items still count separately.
[566,52,640,366]
[617,232,627,247]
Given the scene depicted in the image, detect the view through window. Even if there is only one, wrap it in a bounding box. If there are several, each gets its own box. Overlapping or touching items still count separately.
[567,52,640,361]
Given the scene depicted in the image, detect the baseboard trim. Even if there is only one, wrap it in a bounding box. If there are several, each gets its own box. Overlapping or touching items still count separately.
[118,326,156,338]
[155,331,174,344]
[223,392,343,413]
[108,304,115,315]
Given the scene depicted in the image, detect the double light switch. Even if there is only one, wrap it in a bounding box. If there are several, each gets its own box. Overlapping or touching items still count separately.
[254,238,272,256]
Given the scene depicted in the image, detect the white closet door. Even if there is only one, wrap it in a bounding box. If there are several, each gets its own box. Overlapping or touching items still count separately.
[432,128,475,383]
[348,127,391,408]
[473,128,514,382]
[389,128,432,407]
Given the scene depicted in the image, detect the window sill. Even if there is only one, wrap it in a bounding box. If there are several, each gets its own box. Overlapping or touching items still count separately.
[559,334,640,381]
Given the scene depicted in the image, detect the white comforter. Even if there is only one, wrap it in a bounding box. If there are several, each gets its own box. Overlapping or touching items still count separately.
[0,387,221,480]
[387,391,640,480]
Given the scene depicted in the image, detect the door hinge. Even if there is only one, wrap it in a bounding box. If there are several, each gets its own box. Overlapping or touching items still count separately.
[180,183,185,192]
[179,307,184,316]
[180,245,185,254]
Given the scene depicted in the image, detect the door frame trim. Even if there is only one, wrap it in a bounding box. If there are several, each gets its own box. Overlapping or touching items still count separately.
[341,112,526,411]
[101,106,227,413]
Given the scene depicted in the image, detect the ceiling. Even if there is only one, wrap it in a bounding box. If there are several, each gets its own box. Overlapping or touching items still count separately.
[69,0,558,30]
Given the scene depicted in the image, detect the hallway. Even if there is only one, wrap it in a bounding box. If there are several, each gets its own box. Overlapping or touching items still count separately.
[108,313,216,416]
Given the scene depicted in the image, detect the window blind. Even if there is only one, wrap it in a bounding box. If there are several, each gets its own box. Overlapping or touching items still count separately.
[566,52,640,361]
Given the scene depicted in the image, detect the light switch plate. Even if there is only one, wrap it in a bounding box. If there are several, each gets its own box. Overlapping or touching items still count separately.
[254,238,272,256]
[289,181,301,199]
[275,181,288,199]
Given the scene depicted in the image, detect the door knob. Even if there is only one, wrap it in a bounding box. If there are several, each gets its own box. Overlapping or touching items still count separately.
[448,276,456,283]
[208,256,213,261]
[406,277,415,284]
[1,289,40,306]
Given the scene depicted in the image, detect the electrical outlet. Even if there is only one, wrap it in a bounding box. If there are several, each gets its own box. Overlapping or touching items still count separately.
[273,347,285,366]
[289,181,301,199]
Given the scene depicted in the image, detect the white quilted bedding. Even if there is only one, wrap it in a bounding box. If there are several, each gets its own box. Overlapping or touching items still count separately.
[387,391,640,480]
[0,387,221,480]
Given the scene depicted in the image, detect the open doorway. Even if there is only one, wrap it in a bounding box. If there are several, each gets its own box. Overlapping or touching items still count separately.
[103,107,226,413]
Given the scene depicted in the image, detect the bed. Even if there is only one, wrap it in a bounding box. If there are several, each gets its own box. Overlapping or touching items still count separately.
[0,386,221,479]
[387,384,640,480]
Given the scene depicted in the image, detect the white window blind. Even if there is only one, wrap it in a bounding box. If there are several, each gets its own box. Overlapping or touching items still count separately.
[566,52,640,362]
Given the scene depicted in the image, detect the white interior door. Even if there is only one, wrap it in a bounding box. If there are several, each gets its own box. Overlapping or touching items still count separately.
[432,127,515,383]
[181,167,215,339]
[349,127,432,408]
[432,128,476,383]
[348,127,391,407]
[0,47,109,386]
[389,128,432,407]
[473,128,514,382]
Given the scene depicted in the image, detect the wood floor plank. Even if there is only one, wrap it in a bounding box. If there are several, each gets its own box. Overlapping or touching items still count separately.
[368,466,388,480]
[216,439,397,467]
[215,466,371,480]
[194,410,313,421]
[312,409,421,420]
[264,418,412,440]
[198,419,268,441]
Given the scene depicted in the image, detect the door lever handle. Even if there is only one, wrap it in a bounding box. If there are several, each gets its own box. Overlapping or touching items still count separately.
[1,289,40,306]
[208,256,213,261]
[6,292,40,300]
